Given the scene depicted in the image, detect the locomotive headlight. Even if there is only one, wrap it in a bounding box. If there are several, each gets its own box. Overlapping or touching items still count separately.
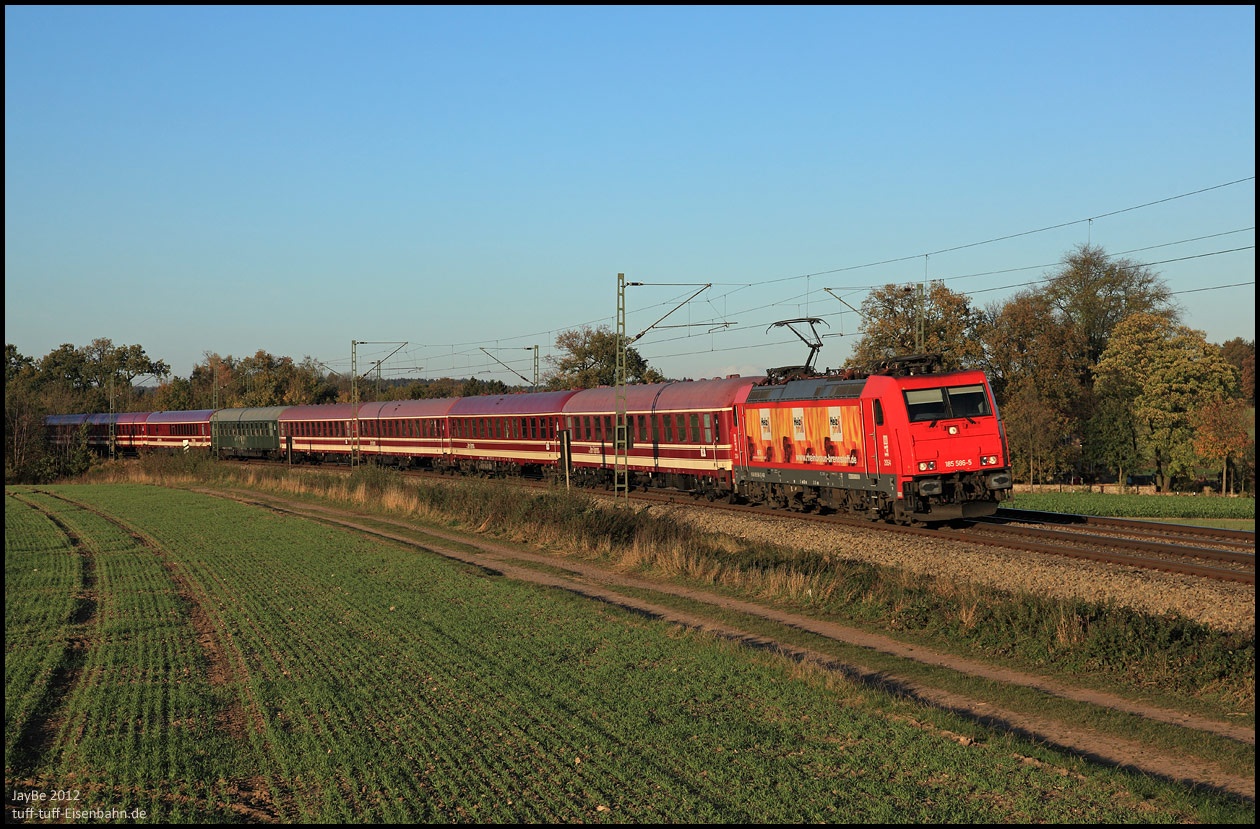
[980,455,998,466]
[918,460,936,472]
[947,425,959,435]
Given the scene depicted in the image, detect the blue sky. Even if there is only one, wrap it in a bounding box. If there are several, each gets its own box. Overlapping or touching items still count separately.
[5,5,1255,385]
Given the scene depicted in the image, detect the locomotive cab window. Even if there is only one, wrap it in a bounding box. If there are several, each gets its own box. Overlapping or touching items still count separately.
[904,385,992,422]
[904,389,948,422]
[947,384,991,419]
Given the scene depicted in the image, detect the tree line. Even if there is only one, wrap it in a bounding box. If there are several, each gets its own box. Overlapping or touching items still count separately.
[5,244,1254,493]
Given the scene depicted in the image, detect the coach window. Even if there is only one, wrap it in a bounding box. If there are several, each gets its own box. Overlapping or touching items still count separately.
[703,413,713,443]
[689,414,701,443]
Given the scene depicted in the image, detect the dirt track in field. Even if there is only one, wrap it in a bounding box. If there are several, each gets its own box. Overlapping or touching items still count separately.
[205,488,1256,804]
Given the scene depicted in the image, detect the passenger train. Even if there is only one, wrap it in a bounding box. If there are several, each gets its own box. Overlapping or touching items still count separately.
[45,355,1013,525]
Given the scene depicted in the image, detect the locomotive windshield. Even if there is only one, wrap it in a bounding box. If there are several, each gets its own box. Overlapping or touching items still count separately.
[903,384,991,423]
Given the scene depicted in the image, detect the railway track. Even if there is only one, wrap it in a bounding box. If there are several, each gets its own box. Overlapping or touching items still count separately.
[238,460,1257,585]
[599,486,1255,586]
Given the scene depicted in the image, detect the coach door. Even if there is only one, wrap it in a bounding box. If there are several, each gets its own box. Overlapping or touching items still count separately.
[863,398,888,482]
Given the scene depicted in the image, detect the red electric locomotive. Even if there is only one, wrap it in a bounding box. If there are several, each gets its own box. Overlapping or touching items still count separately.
[734,356,1012,523]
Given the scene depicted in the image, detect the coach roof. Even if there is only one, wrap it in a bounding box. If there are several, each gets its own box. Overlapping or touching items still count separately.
[563,375,761,414]
[449,390,579,416]
[360,398,460,419]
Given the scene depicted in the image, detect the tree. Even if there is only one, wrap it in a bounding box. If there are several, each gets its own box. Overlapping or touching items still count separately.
[1000,379,1074,484]
[1219,338,1255,406]
[1095,313,1239,491]
[1082,394,1142,487]
[289,357,341,405]
[150,376,197,412]
[545,326,665,389]
[1040,244,1176,390]
[5,345,47,482]
[847,281,985,372]
[1193,399,1254,494]
[978,288,1086,418]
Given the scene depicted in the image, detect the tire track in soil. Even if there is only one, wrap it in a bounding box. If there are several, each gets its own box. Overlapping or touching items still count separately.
[211,488,1255,805]
[4,493,96,814]
[18,490,287,823]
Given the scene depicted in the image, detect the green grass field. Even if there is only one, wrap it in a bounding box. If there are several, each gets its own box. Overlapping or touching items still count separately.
[1008,490,1255,531]
[5,483,1253,823]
